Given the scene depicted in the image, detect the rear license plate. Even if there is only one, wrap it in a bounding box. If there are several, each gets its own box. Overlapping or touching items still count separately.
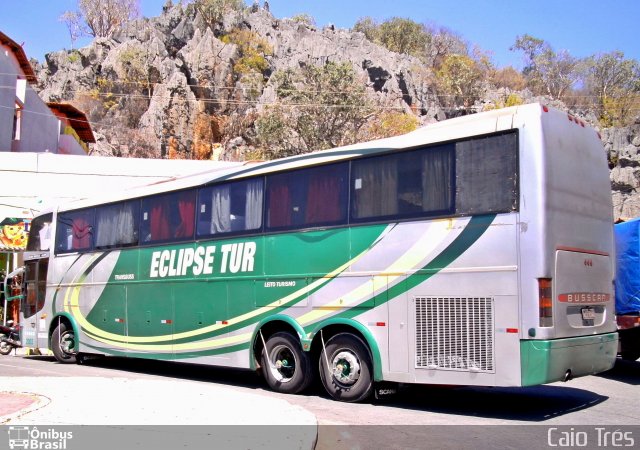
[581,307,596,320]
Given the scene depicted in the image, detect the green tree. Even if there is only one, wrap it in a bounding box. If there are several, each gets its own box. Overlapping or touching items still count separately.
[377,18,428,57]
[191,0,244,31]
[255,62,373,158]
[361,111,419,141]
[435,54,484,109]
[424,26,468,69]
[353,17,428,59]
[353,17,379,42]
[585,51,640,126]
[511,34,582,100]
[511,34,545,76]
[489,66,527,91]
[221,29,273,75]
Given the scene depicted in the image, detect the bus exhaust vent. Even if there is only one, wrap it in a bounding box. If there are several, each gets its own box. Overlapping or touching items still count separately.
[415,297,495,372]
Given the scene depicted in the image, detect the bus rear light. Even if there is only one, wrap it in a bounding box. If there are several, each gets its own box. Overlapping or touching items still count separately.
[538,278,553,327]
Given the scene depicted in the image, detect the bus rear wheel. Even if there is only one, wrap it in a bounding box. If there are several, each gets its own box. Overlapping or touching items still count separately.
[261,332,313,394]
[319,333,373,402]
[51,322,77,364]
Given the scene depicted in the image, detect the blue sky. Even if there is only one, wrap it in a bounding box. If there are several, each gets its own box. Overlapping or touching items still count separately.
[1,0,638,69]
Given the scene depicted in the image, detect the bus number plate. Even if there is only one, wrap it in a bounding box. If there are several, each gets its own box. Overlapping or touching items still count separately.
[581,307,596,320]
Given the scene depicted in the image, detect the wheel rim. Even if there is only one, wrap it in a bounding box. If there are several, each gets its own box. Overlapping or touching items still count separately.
[268,344,297,383]
[59,331,76,356]
[330,350,361,386]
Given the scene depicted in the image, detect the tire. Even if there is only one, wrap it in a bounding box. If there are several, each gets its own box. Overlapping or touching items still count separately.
[620,350,640,362]
[51,322,77,364]
[319,333,373,402]
[0,334,12,355]
[261,332,314,394]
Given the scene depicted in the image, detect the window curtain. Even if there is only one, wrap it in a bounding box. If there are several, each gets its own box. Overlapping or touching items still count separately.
[210,185,231,234]
[305,172,342,224]
[72,217,91,249]
[150,203,170,241]
[353,158,398,219]
[96,204,136,247]
[175,195,195,238]
[244,179,263,230]
[268,181,292,228]
[422,148,453,212]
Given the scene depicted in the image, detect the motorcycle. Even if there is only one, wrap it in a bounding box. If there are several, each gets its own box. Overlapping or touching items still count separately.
[0,321,21,355]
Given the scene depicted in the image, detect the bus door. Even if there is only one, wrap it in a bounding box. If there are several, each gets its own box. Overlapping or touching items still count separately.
[22,258,49,349]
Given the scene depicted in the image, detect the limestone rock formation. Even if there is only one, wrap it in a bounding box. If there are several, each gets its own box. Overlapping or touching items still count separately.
[34,5,441,160]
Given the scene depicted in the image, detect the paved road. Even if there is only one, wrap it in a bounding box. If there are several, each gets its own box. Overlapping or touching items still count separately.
[1,354,639,449]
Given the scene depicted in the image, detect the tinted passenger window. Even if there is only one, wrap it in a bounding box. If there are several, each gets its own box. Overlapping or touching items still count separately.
[56,209,95,253]
[198,178,264,237]
[351,145,454,221]
[95,201,140,249]
[140,190,196,244]
[266,163,348,231]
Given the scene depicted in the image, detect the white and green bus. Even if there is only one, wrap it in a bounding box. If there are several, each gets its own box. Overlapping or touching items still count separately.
[20,103,618,402]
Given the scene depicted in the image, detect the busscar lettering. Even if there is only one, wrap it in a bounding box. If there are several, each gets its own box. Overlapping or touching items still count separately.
[149,243,256,278]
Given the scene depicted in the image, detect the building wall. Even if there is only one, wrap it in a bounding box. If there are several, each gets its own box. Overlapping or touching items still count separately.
[0,51,18,151]
[14,87,60,152]
[0,43,63,154]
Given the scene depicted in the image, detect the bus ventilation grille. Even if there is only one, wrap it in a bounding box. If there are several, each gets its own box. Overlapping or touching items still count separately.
[415,297,495,373]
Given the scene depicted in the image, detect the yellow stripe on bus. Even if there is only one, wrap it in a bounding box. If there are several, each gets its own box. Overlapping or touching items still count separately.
[61,227,391,346]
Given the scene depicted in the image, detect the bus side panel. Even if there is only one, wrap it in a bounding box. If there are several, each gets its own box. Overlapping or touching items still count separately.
[384,213,521,386]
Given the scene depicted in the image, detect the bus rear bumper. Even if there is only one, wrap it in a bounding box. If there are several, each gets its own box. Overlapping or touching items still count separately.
[520,332,618,386]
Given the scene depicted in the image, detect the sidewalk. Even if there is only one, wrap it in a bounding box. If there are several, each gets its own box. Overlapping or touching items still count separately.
[0,350,319,449]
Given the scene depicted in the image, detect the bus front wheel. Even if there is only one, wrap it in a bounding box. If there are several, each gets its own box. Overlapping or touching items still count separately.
[51,322,77,364]
[319,333,373,402]
[261,332,313,394]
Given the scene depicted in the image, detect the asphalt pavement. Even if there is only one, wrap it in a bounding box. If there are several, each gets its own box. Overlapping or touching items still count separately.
[0,348,319,449]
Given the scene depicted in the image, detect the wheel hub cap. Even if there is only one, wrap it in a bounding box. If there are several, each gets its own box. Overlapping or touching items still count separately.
[331,351,360,384]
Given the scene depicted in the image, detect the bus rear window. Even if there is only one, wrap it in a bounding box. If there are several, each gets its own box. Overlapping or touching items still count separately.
[455,133,518,214]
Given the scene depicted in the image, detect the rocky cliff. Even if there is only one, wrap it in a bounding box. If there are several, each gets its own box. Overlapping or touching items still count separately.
[32,3,640,221]
[36,5,440,158]
[604,124,640,220]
